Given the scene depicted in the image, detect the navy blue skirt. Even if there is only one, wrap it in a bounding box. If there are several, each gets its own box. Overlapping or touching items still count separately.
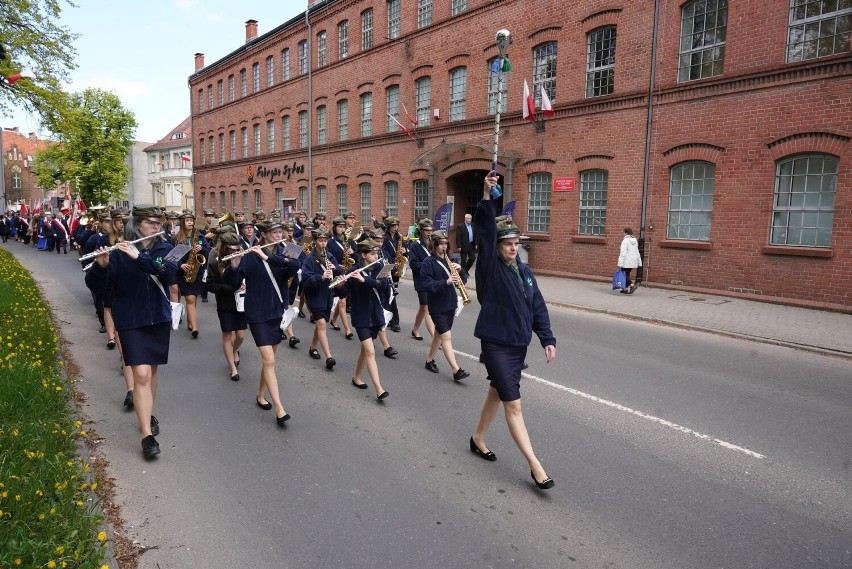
[416,290,429,306]
[355,326,381,342]
[481,340,527,402]
[178,278,205,297]
[249,317,284,347]
[429,309,455,335]
[311,309,331,322]
[218,309,247,333]
[120,323,171,366]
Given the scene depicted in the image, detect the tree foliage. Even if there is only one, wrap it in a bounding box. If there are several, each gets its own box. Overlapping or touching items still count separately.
[34,88,137,204]
[0,0,79,121]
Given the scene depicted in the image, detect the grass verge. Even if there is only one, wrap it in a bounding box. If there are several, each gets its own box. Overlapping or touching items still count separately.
[0,247,108,569]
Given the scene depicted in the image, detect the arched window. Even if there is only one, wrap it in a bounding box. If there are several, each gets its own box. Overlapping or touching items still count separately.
[771,154,837,247]
[668,161,715,241]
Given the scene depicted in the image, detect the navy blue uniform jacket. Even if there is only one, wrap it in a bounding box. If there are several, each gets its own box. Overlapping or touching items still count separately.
[301,251,345,313]
[407,239,430,291]
[420,255,468,313]
[473,199,555,348]
[347,262,390,328]
[223,252,296,324]
[85,240,177,332]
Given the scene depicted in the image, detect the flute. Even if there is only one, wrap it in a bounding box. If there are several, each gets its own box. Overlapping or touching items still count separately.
[78,231,166,261]
[221,237,290,261]
[328,259,381,288]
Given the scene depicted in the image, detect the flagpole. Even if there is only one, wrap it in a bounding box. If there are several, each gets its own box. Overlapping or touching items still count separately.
[490,29,511,199]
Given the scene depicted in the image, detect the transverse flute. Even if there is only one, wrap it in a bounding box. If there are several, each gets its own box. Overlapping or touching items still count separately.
[220,238,291,261]
[78,231,166,261]
[328,259,381,288]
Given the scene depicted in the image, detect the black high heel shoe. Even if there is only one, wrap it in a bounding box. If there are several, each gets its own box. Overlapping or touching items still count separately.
[469,437,496,461]
[531,471,555,490]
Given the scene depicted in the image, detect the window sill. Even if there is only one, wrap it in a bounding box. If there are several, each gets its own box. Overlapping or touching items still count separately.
[571,235,606,244]
[760,245,832,258]
[524,234,551,242]
[659,240,713,250]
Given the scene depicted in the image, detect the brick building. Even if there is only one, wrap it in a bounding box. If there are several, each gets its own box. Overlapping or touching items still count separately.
[189,0,851,310]
[0,127,52,212]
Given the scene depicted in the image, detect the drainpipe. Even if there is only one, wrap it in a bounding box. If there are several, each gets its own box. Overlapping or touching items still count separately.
[306,8,313,207]
[428,165,435,216]
[639,0,660,285]
[504,159,514,203]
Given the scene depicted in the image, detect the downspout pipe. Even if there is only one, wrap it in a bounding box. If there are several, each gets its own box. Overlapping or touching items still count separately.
[306,8,313,209]
[639,0,660,284]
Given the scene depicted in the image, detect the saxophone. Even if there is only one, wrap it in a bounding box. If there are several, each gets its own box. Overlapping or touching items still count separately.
[446,253,471,306]
[184,228,206,283]
[394,233,407,277]
[340,233,355,268]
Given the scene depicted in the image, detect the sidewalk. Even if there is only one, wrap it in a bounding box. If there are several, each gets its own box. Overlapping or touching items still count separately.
[463,271,852,359]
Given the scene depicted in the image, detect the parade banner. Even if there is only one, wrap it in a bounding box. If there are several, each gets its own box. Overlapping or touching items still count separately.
[434,202,454,234]
[501,200,516,219]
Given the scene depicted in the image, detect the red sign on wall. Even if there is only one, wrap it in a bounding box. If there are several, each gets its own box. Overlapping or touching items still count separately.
[553,177,575,192]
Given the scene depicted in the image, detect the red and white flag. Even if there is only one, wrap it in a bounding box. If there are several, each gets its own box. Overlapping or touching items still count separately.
[19,201,28,216]
[181,155,191,163]
[401,102,418,126]
[75,196,87,213]
[33,201,42,214]
[540,86,554,118]
[387,113,416,140]
[523,80,535,122]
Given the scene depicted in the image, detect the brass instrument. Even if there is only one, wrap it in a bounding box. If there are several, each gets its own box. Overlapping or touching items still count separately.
[339,231,355,268]
[394,234,407,277]
[218,211,234,226]
[183,228,206,283]
[446,253,471,306]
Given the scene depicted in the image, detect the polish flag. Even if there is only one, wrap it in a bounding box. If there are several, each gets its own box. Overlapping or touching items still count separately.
[181,155,191,163]
[75,197,87,213]
[401,102,418,126]
[523,80,535,122]
[540,86,554,118]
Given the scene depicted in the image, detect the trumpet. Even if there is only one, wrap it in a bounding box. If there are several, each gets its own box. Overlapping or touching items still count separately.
[78,231,166,261]
[328,259,381,288]
[220,238,291,261]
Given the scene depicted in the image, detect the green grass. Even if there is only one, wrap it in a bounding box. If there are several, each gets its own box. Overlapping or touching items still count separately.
[0,247,108,569]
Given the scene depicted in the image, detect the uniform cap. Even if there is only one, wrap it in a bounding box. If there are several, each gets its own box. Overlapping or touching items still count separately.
[178,209,195,219]
[133,204,164,219]
[356,238,380,253]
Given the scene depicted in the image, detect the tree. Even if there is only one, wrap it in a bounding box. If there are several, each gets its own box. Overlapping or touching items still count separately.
[34,88,137,205]
[0,0,79,121]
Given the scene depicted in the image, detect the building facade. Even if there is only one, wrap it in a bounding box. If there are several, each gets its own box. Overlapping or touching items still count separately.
[0,127,51,212]
[143,118,194,211]
[188,0,851,310]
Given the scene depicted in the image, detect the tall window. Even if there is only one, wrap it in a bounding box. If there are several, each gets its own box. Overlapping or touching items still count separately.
[240,68,247,97]
[275,188,283,210]
[231,191,237,212]
[253,124,261,156]
[771,154,837,247]
[299,110,308,148]
[299,186,310,212]
[217,80,224,106]
[317,185,327,212]
[266,55,275,87]
[337,99,348,141]
[229,130,236,160]
[386,85,400,132]
[414,180,429,219]
[220,191,225,211]
[242,190,249,212]
[416,77,431,126]
[254,189,262,209]
[668,161,715,241]
[360,93,373,137]
[449,67,467,121]
[199,138,206,165]
[267,120,275,153]
[317,105,327,144]
[208,85,213,109]
[527,172,552,233]
[359,182,372,225]
[252,63,260,93]
[418,0,432,28]
[339,20,349,59]
[362,9,374,50]
[452,0,467,16]
[385,181,399,216]
[209,192,215,211]
[787,1,852,62]
[487,57,508,115]
[241,127,248,158]
[282,116,291,150]
[578,170,608,236]
[533,42,558,105]
[228,75,235,102]
[679,0,728,82]
[337,184,348,215]
[586,27,616,98]
[317,31,327,67]
[209,136,214,163]
[387,0,401,39]
[282,49,290,81]
[200,192,206,210]
[218,133,225,162]
[198,89,204,113]
[298,41,308,75]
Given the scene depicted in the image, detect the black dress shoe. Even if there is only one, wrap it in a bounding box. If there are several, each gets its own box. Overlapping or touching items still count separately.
[98,325,106,333]
[377,390,389,401]
[531,471,555,490]
[352,378,368,389]
[256,397,272,410]
[309,314,316,323]
[276,413,291,425]
[191,330,199,339]
[298,310,306,318]
[383,346,398,358]
[289,336,300,348]
[390,325,401,332]
[106,338,116,350]
[309,348,321,359]
[330,322,341,330]
[345,332,354,340]
[522,362,529,370]
[142,435,160,459]
[453,368,470,381]
[470,437,497,461]
[325,357,336,370]
[235,351,240,368]
[425,360,439,373]
[150,415,160,437]
[123,390,134,408]
[411,331,423,340]
[230,373,240,382]
[201,297,209,302]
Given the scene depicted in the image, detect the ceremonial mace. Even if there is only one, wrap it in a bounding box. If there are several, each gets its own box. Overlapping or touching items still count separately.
[490,29,511,199]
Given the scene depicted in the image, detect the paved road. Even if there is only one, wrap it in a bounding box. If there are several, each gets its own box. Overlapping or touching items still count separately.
[5,243,851,569]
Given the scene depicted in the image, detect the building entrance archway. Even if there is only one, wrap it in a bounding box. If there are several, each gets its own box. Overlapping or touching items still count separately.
[444,169,503,228]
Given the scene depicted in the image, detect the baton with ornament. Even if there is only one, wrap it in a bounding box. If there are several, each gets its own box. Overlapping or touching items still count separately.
[490,29,511,199]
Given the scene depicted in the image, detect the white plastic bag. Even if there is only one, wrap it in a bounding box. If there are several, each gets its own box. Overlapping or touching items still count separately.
[170,302,184,331]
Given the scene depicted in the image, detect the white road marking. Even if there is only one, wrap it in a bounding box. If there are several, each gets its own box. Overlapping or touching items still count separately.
[456,350,766,459]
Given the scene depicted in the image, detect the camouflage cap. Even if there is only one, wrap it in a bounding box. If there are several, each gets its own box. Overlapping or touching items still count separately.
[356,238,380,253]
[344,211,356,219]
[430,229,449,240]
[252,209,266,218]
[203,209,215,216]
[496,216,521,240]
[178,209,195,219]
[258,220,283,233]
[418,218,434,230]
[132,204,164,219]
[166,210,180,219]
[331,216,347,227]
[218,231,240,247]
[311,227,330,239]
[385,216,399,226]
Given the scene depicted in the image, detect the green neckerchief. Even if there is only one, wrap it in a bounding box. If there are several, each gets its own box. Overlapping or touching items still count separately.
[503,258,523,286]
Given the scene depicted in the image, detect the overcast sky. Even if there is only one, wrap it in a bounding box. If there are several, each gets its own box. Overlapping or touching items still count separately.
[3,0,308,143]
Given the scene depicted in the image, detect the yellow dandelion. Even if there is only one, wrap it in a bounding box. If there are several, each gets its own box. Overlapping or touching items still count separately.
[50,507,56,515]
[14,559,21,566]
[83,464,90,472]
[39,513,45,520]
[75,500,83,507]
[97,531,107,541]
[90,483,98,491]
[48,561,56,569]
[55,545,65,555]
[0,509,4,517]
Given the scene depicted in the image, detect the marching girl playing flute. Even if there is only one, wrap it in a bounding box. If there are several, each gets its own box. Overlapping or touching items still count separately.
[223,227,301,426]
[85,205,178,459]
[346,239,390,401]
[205,227,247,382]
[301,227,345,370]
